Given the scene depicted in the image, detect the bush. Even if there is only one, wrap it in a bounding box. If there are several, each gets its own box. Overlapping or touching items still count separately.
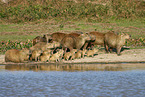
[0,0,144,23]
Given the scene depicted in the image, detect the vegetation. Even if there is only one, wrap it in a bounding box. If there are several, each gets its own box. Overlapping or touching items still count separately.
[0,0,145,54]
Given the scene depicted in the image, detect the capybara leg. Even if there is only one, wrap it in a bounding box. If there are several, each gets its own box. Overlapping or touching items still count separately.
[117,47,121,56]
[105,44,109,53]
[35,57,37,61]
[83,42,88,50]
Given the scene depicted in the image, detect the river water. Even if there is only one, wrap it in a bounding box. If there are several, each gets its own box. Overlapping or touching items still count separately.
[0,63,145,97]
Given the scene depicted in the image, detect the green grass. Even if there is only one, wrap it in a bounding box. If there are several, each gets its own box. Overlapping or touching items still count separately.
[0,18,144,42]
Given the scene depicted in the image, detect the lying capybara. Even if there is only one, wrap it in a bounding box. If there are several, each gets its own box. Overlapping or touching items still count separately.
[30,42,58,51]
[104,32,131,55]
[86,48,98,57]
[32,35,47,46]
[40,50,52,62]
[5,48,30,63]
[30,49,42,61]
[61,33,90,52]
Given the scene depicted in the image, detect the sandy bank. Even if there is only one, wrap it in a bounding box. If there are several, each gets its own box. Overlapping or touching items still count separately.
[0,48,145,65]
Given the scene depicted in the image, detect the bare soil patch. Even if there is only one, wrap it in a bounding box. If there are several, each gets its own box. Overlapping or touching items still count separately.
[0,48,145,65]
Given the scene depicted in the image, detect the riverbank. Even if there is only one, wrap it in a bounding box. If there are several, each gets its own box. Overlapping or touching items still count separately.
[0,48,145,65]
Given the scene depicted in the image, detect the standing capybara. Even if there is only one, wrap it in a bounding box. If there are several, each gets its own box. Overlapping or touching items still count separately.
[82,49,87,58]
[30,49,42,61]
[40,50,52,62]
[63,49,77,61]
[75,50,82,59]
[47,32,67,43]
[61,33,90,52]
[32,35,47,46]
[104,32,131,55]
[86,48,98,57]
[49,49,64,62]
[5,48,30,63]
[89,31,105,46]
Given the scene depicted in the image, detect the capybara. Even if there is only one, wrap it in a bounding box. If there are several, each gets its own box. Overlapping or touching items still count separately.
[61,33,90,52]
[30,49,42,61]
[47,32,67,43]
[63,49,77,61]
[86,48,98,57]
[104,32,131,55]
[89,31,105,46]
[75,50,82,59]
[82,49,87,58]
[49,49,64,62]
[30,42,58,51]
[5,48,30,63]
[40,50,52,62]
[32,35,47,46]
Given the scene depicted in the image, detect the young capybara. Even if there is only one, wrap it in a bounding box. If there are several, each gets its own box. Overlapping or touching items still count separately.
[75,50,82,59]
[82,49,87,58]
[30,49,42,61]
[61,33,90,52]
[86,48,98,57]
[5,48,30,63]
[49,49,64,62]
[32,35,47,46]
[40,50,52,62]
[104,32,131,55]
[63,49,77,61]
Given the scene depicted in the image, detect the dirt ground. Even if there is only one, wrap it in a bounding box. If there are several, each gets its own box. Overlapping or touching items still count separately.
[0,48,145,65]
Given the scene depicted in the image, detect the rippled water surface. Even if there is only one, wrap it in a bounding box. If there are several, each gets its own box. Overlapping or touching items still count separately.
[0,64,145,97]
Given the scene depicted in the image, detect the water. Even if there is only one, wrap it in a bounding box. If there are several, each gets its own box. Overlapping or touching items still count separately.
[0,64,145,97]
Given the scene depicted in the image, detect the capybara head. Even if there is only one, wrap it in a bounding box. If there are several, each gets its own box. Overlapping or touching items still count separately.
[79,33,90,41]
[87,33,96,41]
[21,48,31,61]
[53,41,61,48]
[121,33,131,40]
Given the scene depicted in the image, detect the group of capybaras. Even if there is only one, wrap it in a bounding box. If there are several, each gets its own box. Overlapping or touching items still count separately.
[5,31,131,63]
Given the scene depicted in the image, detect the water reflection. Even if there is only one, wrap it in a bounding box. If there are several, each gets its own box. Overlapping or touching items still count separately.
[4,63,145,71]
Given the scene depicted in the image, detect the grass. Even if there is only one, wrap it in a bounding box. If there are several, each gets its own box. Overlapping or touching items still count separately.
[0,18,144,42]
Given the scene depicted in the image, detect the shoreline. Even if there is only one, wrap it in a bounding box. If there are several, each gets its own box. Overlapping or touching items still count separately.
[0,48,145,65]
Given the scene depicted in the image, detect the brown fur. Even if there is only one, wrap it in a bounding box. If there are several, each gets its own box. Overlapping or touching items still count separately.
[104,32,131,55]
[49,49,64,62]
[61,33,90,52]
[63,49,77,61]
[30,49,42,61]
[89,31,105,46]
[86,48,98,57]
[30,42,55,51]
[5,48,30,63]
[40,50,52,62]
[48,32,67,42]
[82,49,87,58]
[75,50,82,59]
[32,35,47,46]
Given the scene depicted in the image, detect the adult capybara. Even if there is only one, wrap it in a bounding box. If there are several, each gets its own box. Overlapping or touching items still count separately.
[61,33,90,52]
[47,32,67,43]
[104,32,131,55]
[32,35,47,46]
[5,48,30,63]
[30,42,59,51]
[89,31,105,46]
